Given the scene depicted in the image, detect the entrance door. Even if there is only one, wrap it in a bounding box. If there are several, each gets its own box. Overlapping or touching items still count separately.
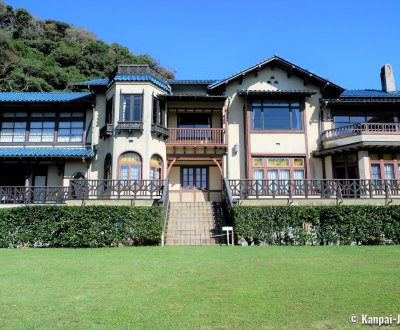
[181,167,208,201]
[33,175,46,202]
[333,153,359,197]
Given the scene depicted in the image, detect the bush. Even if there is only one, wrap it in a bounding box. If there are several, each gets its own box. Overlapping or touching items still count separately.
[0,205,163,248]
[233,205,400,246]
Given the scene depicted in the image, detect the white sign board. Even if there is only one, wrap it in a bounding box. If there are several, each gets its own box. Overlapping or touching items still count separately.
[222,226,233,231]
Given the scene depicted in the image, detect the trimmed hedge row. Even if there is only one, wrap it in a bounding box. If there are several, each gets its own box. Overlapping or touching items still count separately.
[233,205,400,245]
[0,205,164,248]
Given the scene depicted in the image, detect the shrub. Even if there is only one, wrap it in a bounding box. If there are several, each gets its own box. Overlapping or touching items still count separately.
[0,205,163,248]
[233,205,400,245]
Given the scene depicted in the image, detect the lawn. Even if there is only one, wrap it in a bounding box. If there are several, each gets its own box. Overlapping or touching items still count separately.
[0,247,399,329]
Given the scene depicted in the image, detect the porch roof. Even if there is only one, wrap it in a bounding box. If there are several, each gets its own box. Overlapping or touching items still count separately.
[0,147,95,158]
[313,142,400,156]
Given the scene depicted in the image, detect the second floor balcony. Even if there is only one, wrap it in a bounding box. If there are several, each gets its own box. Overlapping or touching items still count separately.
[321,122,400,150]
[166,128,226,147]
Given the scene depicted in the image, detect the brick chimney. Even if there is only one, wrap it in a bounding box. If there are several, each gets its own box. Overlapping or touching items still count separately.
[380,64,396,92]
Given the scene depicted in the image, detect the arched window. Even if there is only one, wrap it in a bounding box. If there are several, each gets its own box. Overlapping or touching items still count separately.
[118,152,141,180]
[150,154,163,180]
[104,153,112,180]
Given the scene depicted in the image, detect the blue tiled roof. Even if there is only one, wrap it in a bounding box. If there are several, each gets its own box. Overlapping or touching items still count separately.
[74,78,109,86]
[0,92,92,102]
[341,90,400,98]
[113,75,170,91]
[168,80,218,85]
[0,147,95,158]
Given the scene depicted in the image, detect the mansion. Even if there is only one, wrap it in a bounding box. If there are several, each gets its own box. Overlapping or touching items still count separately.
[0,56,399,204]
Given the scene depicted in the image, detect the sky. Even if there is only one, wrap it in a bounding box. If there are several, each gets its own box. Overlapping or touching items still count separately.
[4,0,400,90]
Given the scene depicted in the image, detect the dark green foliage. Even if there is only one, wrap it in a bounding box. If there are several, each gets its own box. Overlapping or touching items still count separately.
[0,205,163,248]
[0,1,174,91]
[233,205,400,245]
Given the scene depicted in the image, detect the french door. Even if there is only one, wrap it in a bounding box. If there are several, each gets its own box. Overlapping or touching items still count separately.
[181,167,208,190]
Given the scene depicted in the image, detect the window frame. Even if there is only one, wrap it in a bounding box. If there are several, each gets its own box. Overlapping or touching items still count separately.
[0,111,85,145]
[369,152,400,181]
[118,152,142,182]
[150,154,164,180]
[120,94,143,122]
[251,100,304,131]
[251,156,306,181]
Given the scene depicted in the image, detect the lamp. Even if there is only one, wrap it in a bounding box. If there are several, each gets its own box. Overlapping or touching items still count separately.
[233,144,239,155]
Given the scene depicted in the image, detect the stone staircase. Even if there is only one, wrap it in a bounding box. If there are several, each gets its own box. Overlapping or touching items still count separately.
[165,202,226,246]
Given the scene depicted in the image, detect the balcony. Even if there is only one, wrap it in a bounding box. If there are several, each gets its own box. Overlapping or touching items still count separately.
[167,128,226,146]
[321,122,400,150]
[115,121,143,134]
[99,124,113,139]
[151,123,169,139]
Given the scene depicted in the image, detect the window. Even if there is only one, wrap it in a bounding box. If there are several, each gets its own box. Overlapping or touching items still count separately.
[152,98,165,126]
[0,122,26,142]
[252,157,305,181]
[150,154,163,180]
[105,97,113,125]
[251,101,302,130]
[118,152,141,181]
[178,114,211,128]
[182,167,207,190]
[333,115,397,128]
[121,94,142,122]
[0,111,84,144]
[57,121,84,143]
[370,152,400,181]
[29,122,55,142]
[104,154,112,180]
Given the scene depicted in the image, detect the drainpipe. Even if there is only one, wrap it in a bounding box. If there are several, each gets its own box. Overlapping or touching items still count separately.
[225,96,231,179]
[320,100,328,179]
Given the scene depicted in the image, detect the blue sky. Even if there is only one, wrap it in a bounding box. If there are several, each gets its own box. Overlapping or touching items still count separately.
[4,0,400,90]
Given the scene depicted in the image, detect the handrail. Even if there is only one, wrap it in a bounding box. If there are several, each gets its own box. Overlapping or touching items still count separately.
[228,179,399,201]
[167,128,226,145]
[158,178,169,246]
[321,122,400,141]
[222,177,234,224]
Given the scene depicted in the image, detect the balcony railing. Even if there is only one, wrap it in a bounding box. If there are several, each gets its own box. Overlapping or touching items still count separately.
[151,123,169,138]
[99,124,113,139]
[229,179,400,200]
[0,180,165,204]
[115,121,143,133]
[321,122,400,141]
[167,128,226,146]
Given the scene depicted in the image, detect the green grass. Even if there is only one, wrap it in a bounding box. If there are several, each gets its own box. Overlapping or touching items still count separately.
[0,247,399,329]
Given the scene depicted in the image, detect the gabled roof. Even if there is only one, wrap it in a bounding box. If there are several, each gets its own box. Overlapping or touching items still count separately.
[113,75,170,91]
[208,55,344,95]
[0,92,92,103]
[0,147,95,158]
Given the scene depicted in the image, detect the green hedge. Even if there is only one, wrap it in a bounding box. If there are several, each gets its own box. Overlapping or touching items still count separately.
[233,205,400,245]
[0,205,164,248]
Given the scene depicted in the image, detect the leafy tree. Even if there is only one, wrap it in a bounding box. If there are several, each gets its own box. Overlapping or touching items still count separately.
[0,1,174,91]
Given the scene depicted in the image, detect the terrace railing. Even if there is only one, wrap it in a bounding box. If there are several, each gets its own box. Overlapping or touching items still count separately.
[0,186,68,204]
[69,179,164,200]
[228,179,399,201]
[321,122,400,141]
[167,128,226,146]
[0,180,165,204]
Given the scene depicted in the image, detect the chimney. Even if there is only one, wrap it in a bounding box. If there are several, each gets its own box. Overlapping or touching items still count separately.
[380,64,396,92]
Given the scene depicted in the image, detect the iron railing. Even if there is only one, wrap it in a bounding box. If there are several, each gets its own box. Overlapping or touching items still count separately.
[228,179,400,201]
[321,122,400,141]
[115,121,144,133]
[99,124,114,139]
[167,128,226,145]
[151,123,169,138]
